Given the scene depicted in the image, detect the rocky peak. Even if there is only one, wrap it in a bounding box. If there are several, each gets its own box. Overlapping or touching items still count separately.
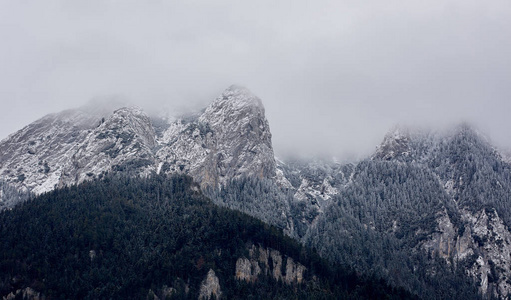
[373,126,411,161]
[0,85,279,205]
[157,85,276,188]
[0,104,157,199]
[105,106,156,148]
[204,85,265,114]
[63,105,156,185]
[201,85,275,180]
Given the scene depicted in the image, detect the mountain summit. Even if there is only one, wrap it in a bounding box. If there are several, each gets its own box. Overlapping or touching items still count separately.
[157,85,276,188]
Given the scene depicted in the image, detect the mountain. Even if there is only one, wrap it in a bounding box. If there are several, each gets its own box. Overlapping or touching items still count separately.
[2,85,511,298]
[0,85,277,209]
[304,125,511,298]
[0,104,156,198]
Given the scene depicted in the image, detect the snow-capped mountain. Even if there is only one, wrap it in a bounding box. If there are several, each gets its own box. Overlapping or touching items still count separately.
[0,85,276,208]
[2,85,511,298]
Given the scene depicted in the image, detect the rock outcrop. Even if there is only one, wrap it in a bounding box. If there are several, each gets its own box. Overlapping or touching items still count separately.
[235,245,306,285]
[198,269,221,300]
[373,126,411,161]
[421,208,511,298]
[0,105,156,199]
[3,287,44,300]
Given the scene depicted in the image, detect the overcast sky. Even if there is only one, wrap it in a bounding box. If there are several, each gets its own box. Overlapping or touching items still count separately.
[1,0,510,160]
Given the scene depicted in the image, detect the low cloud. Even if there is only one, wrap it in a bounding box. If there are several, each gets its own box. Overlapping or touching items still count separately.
[1,0,510,159]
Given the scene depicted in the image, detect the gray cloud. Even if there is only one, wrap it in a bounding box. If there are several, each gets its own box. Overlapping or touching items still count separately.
[1,0,510,160]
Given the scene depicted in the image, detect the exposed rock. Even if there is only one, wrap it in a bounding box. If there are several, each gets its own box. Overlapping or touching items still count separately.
[421,211,458,260]
[89,249,96,262]
[464,208,511,298]
[270,249,283,281]
[156,85,276,189]
[285,257,306,284]
[3,287,44,300]
[277,159,354,238]
[235,257,255,282]
[235,245,306,285]
[63,106,156,185]
[0,85,277,207]
[0,180,30,210]
[161,285,176,299]
[373,127,411,161]
[198,269,221,300]
[256,246,270,276]
[421,208,511,298]
[0,105,156,199]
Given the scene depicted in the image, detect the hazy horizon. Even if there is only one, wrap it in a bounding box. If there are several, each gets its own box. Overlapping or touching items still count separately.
[1,1,510,160]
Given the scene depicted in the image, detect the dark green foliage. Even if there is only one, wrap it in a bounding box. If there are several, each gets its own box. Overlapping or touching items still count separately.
[306,159,481,300]
[207,177,293,230]
[0,174,411,299]
[431,127,511,227]
[112,158,153,173]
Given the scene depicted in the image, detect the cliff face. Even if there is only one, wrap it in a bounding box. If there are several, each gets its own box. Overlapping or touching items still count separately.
[422,208,511,298]
[156,85,276,189]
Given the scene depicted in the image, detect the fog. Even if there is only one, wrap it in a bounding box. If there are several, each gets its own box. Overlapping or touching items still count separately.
[1,0,510,160]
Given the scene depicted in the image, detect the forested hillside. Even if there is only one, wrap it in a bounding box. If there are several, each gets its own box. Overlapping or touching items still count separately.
[0,174,412,299]
[305,159,480,299]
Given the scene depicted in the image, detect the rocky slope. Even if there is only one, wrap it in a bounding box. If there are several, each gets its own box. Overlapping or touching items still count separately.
[155,85,276,189]
[0,104,155,201]
[235,244,306,285]
[0,85,277,209]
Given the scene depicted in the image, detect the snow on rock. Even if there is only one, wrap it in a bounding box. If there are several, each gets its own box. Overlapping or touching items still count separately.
[0,108,105,197]
[0,85,278,207]
[156,85,276,189]
[373,126,411,161]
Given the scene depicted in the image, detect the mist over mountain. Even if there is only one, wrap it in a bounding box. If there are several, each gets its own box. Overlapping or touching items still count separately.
[2,1,511,160]
[2,85,511,299]
[2,1,510,299]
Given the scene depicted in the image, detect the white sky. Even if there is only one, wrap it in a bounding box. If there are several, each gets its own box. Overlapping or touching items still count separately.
[1,0,510,159]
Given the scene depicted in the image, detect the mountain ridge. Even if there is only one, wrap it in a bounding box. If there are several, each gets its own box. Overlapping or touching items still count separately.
[2,86,511,298]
